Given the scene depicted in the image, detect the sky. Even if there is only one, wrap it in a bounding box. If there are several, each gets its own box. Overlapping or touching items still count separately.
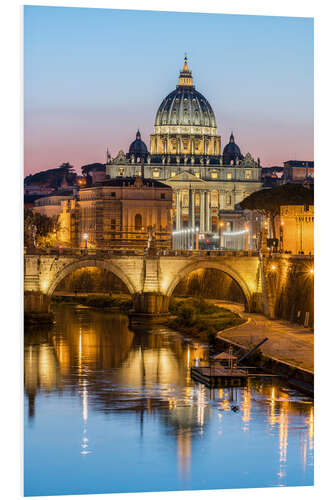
[24,6,314,175]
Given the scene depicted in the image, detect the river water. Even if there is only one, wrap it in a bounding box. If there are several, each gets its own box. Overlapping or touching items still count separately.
[24,304,314,496]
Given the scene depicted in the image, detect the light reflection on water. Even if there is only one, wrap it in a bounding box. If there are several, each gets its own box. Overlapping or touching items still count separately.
[24,304,314,496]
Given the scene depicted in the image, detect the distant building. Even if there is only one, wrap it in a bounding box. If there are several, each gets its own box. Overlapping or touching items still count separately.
[261,166,284,188]
[55,176,173,250]
[279,205,314,254]
[283,161,314,184]
[81,163,107,185]
[33,189,77,218]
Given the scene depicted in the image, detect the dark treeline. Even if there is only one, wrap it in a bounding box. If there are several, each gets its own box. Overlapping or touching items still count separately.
[173,269,244,303]
[55,267,129,294]
[55,267,244,303]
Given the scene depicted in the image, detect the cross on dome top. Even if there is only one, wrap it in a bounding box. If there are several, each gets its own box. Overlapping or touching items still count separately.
[178,55,193,87]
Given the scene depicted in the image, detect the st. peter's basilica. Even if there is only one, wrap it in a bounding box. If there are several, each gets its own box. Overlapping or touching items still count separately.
[106,57,262,248]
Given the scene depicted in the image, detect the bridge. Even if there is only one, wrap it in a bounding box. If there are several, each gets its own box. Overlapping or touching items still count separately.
[24,249,263,315]
[24,248,313,321]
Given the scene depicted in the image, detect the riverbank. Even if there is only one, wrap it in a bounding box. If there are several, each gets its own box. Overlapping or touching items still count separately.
[213,301,314,373]
[52,292,132,312]
[211,301,314,394]
[167,297,246,342]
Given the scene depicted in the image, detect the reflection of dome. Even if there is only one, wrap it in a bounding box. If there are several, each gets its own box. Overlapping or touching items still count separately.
[128,130,148,160]
[154,57,216,128]
[223,133,244,165]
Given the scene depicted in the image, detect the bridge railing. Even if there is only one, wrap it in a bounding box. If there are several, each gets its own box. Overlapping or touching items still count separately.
[24,246,261,258]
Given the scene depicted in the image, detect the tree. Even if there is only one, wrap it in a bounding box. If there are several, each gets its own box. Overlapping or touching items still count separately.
[240,184,313,240]
[24,162,76,189]
[24,209,59,247]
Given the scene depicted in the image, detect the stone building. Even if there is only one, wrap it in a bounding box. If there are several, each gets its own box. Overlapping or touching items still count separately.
[279,205,314,254]
[106,57,262,249]
[53,176,173,250]
[283,160,314,185]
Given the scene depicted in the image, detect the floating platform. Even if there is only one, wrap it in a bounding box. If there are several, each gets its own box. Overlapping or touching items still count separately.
[190,366,248,387]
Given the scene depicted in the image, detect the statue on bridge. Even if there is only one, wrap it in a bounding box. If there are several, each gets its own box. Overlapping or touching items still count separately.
[146,225,157,256]
[27,224,37,249]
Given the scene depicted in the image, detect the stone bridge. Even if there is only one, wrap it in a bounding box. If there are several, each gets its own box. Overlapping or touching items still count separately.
[24,249,263,315]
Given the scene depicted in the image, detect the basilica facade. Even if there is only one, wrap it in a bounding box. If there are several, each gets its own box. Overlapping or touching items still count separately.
[106,57,262,248]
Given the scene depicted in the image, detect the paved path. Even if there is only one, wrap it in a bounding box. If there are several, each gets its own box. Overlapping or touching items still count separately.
[214,301,314,373]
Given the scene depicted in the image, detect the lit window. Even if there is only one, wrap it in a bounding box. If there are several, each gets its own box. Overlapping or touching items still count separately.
[119,168,124,176]
[171,171,176,177]
[153,169,160,178]
[245,170,252,180]
[211,171,218,179]
[195,172,200,178]
[227,172,232,180]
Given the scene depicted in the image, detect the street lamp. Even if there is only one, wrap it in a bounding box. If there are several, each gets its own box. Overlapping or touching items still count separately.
[83,232,88,249]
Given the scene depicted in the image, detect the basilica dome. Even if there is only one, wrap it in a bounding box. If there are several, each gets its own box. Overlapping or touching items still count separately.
[129,130,148,160]
[154,57,216,129]
[154,87,217,128]
[150,57,221,158]
[223,133,243,165]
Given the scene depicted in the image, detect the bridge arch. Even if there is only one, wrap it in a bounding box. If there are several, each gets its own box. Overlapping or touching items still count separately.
[45,258,137,296]
[165,260,252,311]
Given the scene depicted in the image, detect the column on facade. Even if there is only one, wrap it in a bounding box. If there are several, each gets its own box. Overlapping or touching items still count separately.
[200,190,205,233]
[205,191,211,233]
[176,190,181,230]
[191,189,195,248]
[218,191,224,211]
[191,189,195,229]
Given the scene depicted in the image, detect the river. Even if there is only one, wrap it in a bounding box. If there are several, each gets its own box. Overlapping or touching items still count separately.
[24,303,314,496]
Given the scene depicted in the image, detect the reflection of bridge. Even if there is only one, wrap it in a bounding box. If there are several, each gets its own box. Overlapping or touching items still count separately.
[24,249,262,314]
[24,248,313,319]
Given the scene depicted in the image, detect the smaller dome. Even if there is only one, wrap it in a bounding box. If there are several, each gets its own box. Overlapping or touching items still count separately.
[223,133,243,165]
[129,130,148,159]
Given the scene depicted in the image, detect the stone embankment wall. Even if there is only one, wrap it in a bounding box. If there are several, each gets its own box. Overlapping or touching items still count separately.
[261,255,314,328]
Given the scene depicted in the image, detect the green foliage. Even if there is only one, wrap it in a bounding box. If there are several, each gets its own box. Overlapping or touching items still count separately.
[52,293,132,311]
[240,183,314,239]
[24,209,59,247]
[168,297,245,343]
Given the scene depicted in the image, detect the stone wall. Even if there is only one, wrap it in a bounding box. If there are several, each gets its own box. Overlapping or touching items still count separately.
[261,255,314,327]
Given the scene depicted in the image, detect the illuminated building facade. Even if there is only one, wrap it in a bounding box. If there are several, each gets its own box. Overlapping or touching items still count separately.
[279,204,314,254]
[106,57,262,248]
[52,176,173,250]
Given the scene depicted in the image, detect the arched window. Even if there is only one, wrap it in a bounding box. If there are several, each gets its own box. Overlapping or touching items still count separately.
[134,213,142,231]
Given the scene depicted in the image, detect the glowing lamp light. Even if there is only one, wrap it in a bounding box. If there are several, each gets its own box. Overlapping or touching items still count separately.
[271,265,277,271]
[309,268,314,275]
[41,280,49,292]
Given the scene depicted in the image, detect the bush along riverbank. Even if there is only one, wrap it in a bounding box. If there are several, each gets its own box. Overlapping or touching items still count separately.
[167,297,246,343]
[51,293,133,312]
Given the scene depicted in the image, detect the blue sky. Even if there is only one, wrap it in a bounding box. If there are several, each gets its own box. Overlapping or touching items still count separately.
[24,5,313,173]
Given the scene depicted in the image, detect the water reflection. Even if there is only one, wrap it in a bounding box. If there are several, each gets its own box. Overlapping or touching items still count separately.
[24,304,314,496]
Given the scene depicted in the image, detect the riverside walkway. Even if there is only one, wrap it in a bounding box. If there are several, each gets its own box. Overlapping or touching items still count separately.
[214,301,314,373]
